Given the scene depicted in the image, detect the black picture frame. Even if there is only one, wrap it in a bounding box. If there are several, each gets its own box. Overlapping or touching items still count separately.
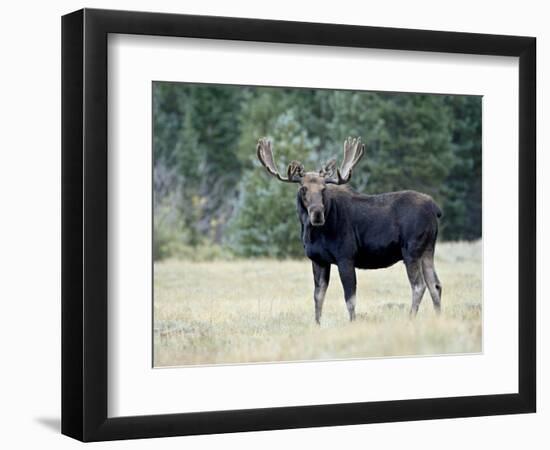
[61,8,536,442]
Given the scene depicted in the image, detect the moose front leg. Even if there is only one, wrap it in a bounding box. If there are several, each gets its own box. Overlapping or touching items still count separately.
[312,262,331,324]
[337,260,357,321]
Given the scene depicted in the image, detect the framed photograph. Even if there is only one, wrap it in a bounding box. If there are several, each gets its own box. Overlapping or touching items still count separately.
[61,8,536,442]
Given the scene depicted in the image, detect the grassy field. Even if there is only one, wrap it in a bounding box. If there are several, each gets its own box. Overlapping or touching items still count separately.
[154,241,482,367]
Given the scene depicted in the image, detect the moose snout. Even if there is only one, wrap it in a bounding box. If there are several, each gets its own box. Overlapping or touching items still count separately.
[309,206,325,226]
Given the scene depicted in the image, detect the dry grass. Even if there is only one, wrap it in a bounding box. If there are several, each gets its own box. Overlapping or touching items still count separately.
[154,241,482,367]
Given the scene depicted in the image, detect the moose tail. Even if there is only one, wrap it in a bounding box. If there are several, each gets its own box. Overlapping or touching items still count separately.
[432,201,443,219]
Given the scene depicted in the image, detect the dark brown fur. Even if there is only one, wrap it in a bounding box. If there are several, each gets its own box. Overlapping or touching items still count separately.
[296,182,442,322]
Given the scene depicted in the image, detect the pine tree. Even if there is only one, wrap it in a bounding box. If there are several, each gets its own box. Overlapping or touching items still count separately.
[443,95,482,240]
[227,111,317,258]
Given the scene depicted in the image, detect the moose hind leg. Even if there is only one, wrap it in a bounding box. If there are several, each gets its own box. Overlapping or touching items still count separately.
[337,261,357,321]
[421,251,442,315]
[312,262,331,324]
[405,259,426,318]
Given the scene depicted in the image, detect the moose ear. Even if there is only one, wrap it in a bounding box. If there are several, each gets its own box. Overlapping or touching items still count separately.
[320,158,337,177]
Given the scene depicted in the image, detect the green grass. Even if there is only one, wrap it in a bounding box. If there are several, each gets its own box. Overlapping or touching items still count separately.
[153,241,482,367]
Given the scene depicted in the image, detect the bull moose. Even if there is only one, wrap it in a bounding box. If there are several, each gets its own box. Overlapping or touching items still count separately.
[257,136,442,324]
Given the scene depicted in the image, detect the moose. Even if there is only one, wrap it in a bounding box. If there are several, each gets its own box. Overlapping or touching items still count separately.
[257,136,442,324]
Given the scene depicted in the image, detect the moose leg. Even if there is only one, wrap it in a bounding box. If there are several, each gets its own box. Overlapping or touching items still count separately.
[405,259,426,318]
[337,260,357,321]
[421,250,442,315]
[312,262,331,324]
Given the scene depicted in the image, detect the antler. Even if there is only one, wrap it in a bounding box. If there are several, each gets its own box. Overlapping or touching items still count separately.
[257,138,304,183]
[319,158,337,177]
[325,137,365,185]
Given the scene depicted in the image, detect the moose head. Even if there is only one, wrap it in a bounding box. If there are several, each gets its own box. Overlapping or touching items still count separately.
[257,137,365,226]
